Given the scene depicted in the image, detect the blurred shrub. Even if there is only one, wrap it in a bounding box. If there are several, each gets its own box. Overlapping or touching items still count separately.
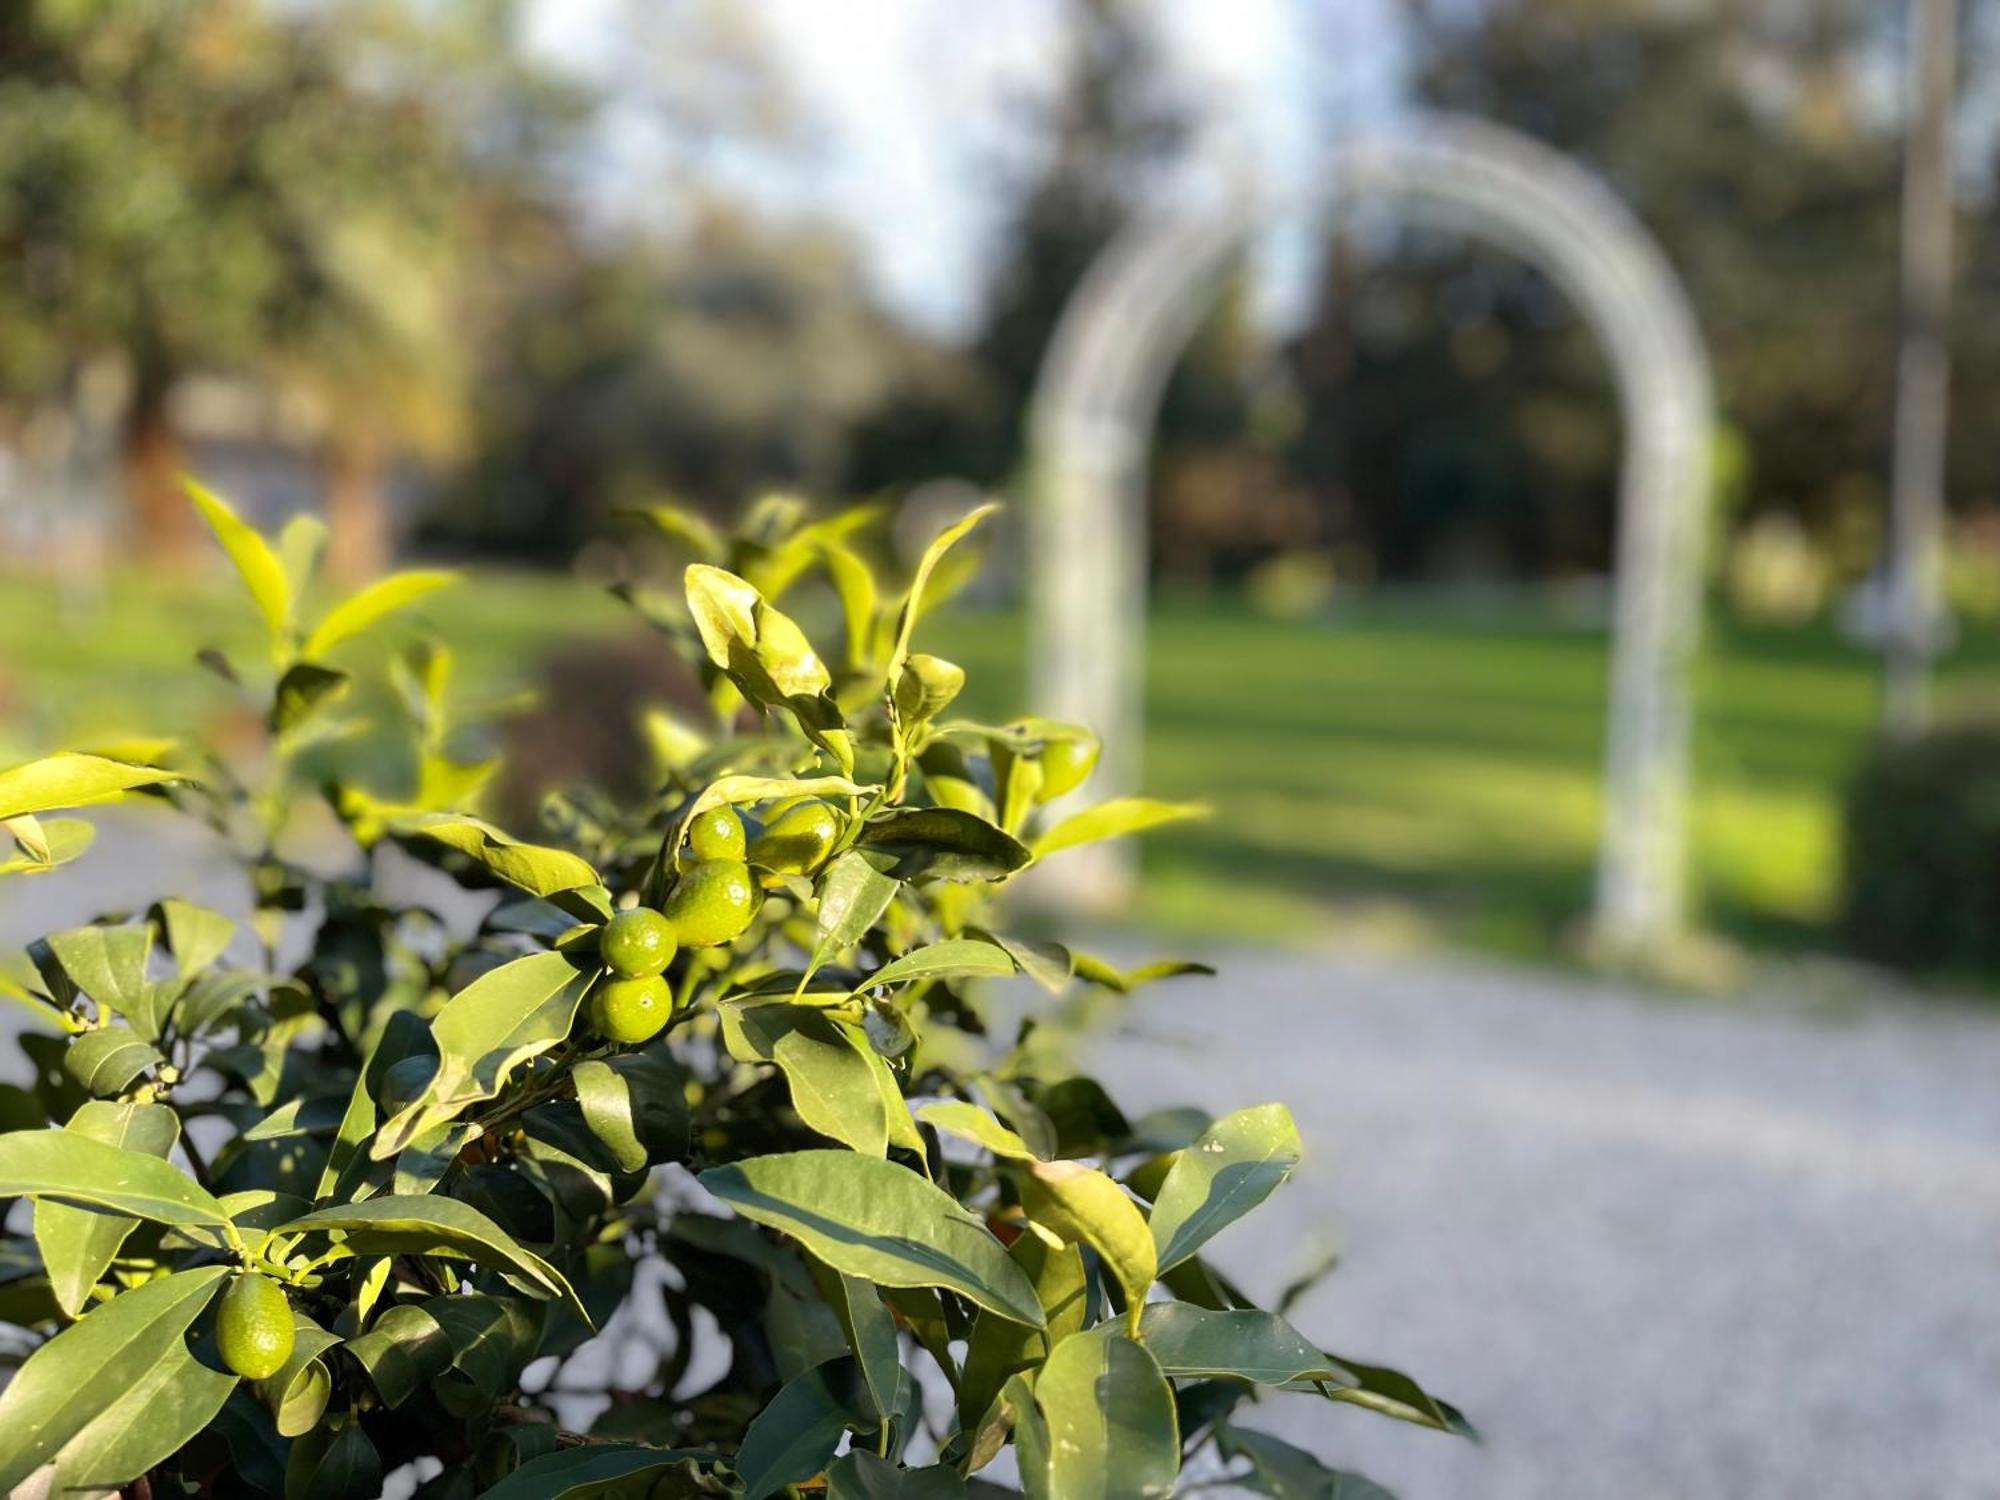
[1841,723,2000,973]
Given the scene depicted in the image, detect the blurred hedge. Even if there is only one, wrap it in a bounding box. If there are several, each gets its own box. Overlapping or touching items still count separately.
[1841,723,2000,975]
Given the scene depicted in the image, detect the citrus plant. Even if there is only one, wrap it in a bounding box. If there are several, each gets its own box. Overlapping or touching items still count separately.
[0,483,1469,1498]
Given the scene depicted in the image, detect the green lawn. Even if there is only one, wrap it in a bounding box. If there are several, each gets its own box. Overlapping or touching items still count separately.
[7,565,1997,959]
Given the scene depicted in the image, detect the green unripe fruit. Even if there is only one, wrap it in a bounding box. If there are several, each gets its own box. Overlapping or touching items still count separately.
[662,859,757,948]
[747,802,840,876]
[687,805,747,863]
[893,653,965,723]
[1035,733,1101,803]
[588,974,673,1044]
[217,1272,294,1381]
[599,908,677,978]
[376,1054,438,1116]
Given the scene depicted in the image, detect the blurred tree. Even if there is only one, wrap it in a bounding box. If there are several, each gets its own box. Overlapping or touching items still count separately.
[0,0,546,566]
[433,207,923,555]
[847,0,1192,494]
[1305,0,1911,581]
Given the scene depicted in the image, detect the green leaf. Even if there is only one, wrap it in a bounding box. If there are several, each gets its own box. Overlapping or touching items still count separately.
[1018,1324,1179,1500]
[918,1101,1042,1162]
[0,752,180,821]
[428,1294,546,1419]
[864,938,1016,990]
[472,1445,721,1500]
[957,1230,1087,1441]
[154,899,237,978]
[1298,1351,1474,1436]
[572,1046,689,1173]
[821,539,881,671]
[394,814,601,898]
[0,815,94,876]
[1137,1303,1346,1384]
[811,849,901,973]
[375,950,593,1158]
[34,1100,179,1317]
[684,564,852,769]
[270,661,351,734]
[258,1310,340,1437]
[0,1266,231,1494]
[42,924,154,1036]
[304,569,459,658]
[0,1128,230,1228]
[1030,798,1208,859]
[722,1003,888,1156]
[285,1413,382,1500]
[63,1027,164,1096]
[277,512,329,598]
[735,1356,861,1500]
[828,1451,968,1499]
[341,1303,454,1409]
[1149,1103,1301,1273]
[888,502,999,680]
[619,498,726,559]
[698,1151,1044,1327]
[276,1196,588,1324]
[813,1266,904,1421]
[858,808,1032,883]
[1019,1161,1157,1327]
[1214,1424,1402,1500]
[972,929,1072,995]
[186,477,292,645]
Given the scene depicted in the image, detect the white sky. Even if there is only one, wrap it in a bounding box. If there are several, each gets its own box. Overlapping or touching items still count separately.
[525,0,1411,335]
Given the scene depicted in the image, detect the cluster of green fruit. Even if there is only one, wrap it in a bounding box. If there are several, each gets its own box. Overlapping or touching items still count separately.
[581,800,837,1044]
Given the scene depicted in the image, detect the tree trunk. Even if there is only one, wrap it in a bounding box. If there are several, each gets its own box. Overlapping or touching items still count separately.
[120,373,195,561]
[324,433,391,584]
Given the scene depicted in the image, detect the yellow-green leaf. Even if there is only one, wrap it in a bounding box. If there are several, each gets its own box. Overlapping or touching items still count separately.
[185,477,292,645]
[0,753,180,822]
[304,570,460,659]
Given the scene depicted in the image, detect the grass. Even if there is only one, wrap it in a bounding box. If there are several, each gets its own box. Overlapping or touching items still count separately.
[7,563,1998,961]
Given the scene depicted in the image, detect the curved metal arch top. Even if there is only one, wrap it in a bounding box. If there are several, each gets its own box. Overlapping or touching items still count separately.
[1027,114,1714,955]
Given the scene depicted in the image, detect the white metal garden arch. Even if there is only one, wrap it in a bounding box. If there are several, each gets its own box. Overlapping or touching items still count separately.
[1027,115,1714,956]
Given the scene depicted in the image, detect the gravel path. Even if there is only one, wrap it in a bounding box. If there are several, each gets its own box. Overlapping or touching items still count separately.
[6,824,2000,1497]
[1086,948,2000,1500]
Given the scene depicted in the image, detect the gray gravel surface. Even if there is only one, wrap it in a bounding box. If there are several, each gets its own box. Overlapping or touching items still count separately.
[1086,948,2000,1500]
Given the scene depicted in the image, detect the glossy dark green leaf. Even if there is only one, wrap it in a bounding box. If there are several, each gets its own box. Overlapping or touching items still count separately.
[699,1151,1044,1327]
[153,898,237,978]
[1215,1424,1402,1499]
[858,808,1031,883]
[722,1002,888,1155]
[277,1196,587,1323]
[1149,1103,1301,1273]
[812,1265,903,1421]
[573,1045,690,1173]
[285,1413,383,1500]
[864,938,1016,990]
[1298,1351,1475,1437]
[472,1445,722,1499]
[342,1302,454,1408]
[258,1310,340,1437]
[34,1099,179,1316]
[427,1294,546,1419]
[957,1230,1087,1439]
[0,1266,230,1493]
[812,849,901,972]
[42,924,154,1036]
[735,1356,861,1500]
[63,1026,164,1096]
[1017,1324,1179,1500]
[374,950,592,1158]
[1137,1303,1349,1385]
[0,1128,230,1228]
[828,1450,968,1499]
